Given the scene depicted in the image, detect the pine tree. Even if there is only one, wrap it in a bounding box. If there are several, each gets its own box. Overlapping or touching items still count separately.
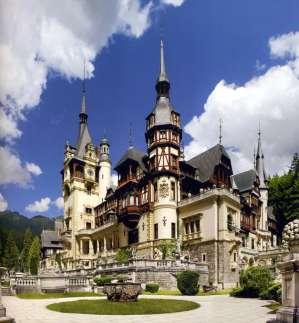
[4,231,19,271]
[28,237,40,275]
[21,228,33,272]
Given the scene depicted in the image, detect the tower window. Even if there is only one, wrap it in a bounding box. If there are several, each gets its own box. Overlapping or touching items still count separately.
[86,222,91,229]
[171,222,176,238]
[160,130,166,140]
[85,207,92,214]
[202,253,206,262]
[251,238,255,249]
[170,182,175,200]
[154,223,158,240]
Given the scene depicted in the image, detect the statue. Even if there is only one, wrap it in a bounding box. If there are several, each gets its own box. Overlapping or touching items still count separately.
[0,267,14,322]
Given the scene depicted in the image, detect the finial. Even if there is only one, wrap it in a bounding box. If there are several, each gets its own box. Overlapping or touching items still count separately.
[83,59,86,94]
[219,118,223,145]
[253,146,256,168]
[129,122,133,148]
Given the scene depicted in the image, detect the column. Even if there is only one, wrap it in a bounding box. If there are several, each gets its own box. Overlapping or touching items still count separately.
[103,236,107,255]
[89,239,93,255]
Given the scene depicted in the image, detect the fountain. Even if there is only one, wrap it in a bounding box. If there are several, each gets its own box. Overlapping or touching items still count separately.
[103,282,142,302]
[0,267,14,323]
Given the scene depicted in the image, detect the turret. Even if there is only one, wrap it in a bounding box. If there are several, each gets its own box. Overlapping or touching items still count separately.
[255,128,268,231]
[98,137,111,202]
[145,39,181,240]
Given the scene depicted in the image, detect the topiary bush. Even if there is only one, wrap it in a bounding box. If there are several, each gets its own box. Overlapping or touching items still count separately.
[145,283,159,293]
[177,271,199,295]
[94,275,112,286]
[259,283,282,303]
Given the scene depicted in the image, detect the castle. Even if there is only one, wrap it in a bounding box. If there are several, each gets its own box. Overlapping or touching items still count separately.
[57,40,278,288]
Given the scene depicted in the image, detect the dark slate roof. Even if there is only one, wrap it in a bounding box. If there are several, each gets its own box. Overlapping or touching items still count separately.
[231,169,257,192]
[187,144,230,182]
[76,124,92,158]
[41,230,63,249]
[114,147,147,172]
[268,206,277,222]
[152,96,175,125]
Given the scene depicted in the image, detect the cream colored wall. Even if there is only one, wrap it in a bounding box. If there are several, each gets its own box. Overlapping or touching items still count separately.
[179,199,217,241]
[138,213,148,243]
[153,176,178,239]
[98,160,111,203]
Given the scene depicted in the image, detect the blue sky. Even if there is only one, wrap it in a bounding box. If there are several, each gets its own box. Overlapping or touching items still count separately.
[1,0,299,217]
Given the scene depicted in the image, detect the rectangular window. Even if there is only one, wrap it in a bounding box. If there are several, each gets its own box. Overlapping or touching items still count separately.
[185,222,189,234]
[202,253,206,262]
[86,222,91,229]
[154,183,158,202]
[171,222,176,238]
[234,252,237,262]
[85,207,92,214]
[251,238,255,249]
[190,221,195,233]
[154,223,158,240]
[171,182,175,200]
[160,130,166,139]
[195,219,200,232]
[242,237,246,247]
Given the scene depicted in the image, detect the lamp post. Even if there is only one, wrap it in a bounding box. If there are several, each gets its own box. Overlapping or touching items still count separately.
[0,266,13,322]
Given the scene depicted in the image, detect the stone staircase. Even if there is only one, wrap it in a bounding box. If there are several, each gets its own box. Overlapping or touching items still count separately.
[1,287,13,296]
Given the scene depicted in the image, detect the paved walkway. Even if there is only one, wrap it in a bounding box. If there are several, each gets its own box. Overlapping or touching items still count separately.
[2,294,276,323]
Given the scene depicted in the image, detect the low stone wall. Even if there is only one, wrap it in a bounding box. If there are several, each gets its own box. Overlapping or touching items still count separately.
[95,259,209,290]
[11,274,92,294]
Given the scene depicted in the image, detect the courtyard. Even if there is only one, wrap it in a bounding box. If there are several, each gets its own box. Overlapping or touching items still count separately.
[3,294,275,323]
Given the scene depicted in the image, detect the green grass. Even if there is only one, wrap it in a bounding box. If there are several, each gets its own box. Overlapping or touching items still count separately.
[143,288,233,296]
[47,298,199,315]
[17,291,101,299]
[263,302,281,314]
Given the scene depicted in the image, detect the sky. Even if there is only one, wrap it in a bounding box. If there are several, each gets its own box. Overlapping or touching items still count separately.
[0,0,299,217]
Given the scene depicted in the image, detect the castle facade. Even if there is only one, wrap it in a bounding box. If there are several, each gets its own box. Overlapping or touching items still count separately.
[59,40,278,288]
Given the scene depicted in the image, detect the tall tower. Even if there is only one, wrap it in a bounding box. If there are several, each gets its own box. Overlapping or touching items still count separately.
[145,39,182,240]
[62,80,99,269]
[255,128,268,231]
[98,137,112,202]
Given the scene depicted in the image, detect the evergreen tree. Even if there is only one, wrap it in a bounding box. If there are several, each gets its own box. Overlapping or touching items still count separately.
[269,153,299,235]
[21,228,33,272]
[28,237,40,275]
[4,231,19,271]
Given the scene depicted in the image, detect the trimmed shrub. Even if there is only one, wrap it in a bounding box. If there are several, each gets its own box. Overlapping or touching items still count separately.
[231,266,274,298]
[145,283,159,293]
[94,275,112,286]
[116,275,129,283]
[259,283,282,303]
[177,271,199,296]
[115,248,132,263]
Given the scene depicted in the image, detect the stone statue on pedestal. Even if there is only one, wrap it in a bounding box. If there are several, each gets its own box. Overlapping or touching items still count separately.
[269,219,299,323]
[0,267,14,322]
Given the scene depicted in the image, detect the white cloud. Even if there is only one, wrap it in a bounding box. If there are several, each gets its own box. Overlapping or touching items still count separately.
[0,0,155,145]
[53,197,64,210]
[25,162,42,176]
[185,31,299,175]
[161,0,185,7]
[0,146,41,186]
[25,197,51,213]
[0,193,8,212]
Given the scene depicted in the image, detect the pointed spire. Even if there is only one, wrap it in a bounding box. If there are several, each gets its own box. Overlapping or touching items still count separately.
[158,39,168,82]
[129,122,133,149]
[219,118,223,145]
[255,124,267,189]
[76,61,92,158]
[80,60,87,116]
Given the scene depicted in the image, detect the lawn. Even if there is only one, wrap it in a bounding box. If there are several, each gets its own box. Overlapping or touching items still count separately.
[263,302,281,314]
[17,291,101,299]
[47,299,200,315]
[143,288,233,296]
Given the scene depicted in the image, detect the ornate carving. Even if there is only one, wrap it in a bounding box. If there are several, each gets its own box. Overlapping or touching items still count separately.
[159,181,169,198]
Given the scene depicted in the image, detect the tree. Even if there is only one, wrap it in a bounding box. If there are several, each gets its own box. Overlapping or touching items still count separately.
[20,228,33,272]
[268,153,299,235]
[4,231,19,271]
[28,237,40,275]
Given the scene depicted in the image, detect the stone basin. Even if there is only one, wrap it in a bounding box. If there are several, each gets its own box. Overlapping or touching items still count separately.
[103,283,142,302]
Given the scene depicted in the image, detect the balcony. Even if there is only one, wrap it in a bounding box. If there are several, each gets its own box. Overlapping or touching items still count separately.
[183,231,201,242]
[118,205,141,229]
